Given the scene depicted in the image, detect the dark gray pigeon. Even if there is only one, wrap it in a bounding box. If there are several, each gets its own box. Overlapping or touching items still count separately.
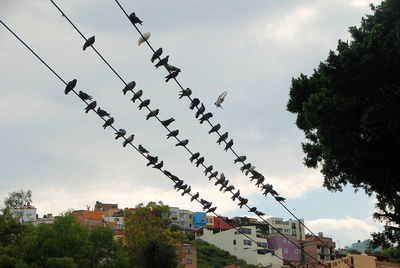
[165,64,181,73]
[275,196,286,202]
[238,197,248,208]
[129,12,143,25]
[189,152,200,162]
[179,88,192,99]
[241,163,252,172]
[166,129,179,139]
[176,139,189,147]
[155,55,169,68]
[84,101,97,113]
[255,211,265,216]
[190,98,200,110]
[209,171,219,181]
[231,190,240,201]
[138,144,149,154]
[206,207,217,213]
[123,81,136,95]
[146,155,158,166]
[146,109,159,120]
[138,99,150,110]
[216,132,228,145]
[224,139,233,151]
[181,186,191,196]
[199,112,213,124]
[161,117,175,127]
[97,107,110,118]
[234,155,247,164]
[79,91,92,101]
[151,48,162,63]
[195,104,205,118]
[102,117,114,129]
[64,79,77,95]
[123,134,134,147]
[165,70,180,82]
[163,170,172,177]
[208,124,221,134]
[204,165,213,176]
[190,192,199,202]
[115,129,126,140]
[214,176,224,186]
[130,90,143,103]
[224,185,235,192]
[219,180,229,191]
[83,36,95,51]
[248,207,257,213]
[195,157,204,167]
[153,161,163,169]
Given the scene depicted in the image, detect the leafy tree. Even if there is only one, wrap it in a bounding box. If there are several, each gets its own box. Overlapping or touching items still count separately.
[3,189,32,224]
[287,0,400,246]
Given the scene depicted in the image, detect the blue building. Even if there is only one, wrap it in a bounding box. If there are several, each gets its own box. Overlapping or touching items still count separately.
[193,212,207,228]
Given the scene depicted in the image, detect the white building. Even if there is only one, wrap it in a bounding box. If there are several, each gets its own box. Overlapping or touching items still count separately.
[9,202,37,224]
[103,216,124,230]
[197,225,287,267]
[264,217,305,241]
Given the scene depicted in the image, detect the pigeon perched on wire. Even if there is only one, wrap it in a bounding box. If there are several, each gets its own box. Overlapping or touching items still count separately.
[238,197,248,208]
[129,12,143,25]
[250,171,262,182]
[97,107,110,118]
[64,79,77,95]
[241,163,252,172]
[83,36,95,51]
[195,104,205,118]
[275,196,286,202]
[224,139,234,151]
[151,48,163,63]
[155,56,169,68]
[219,180,229,191]
[209,171,219,181]
[173,180,184,189]
[102,117,114,129]
[138,32,150,46]
[231,190,240,201]
[234,155,247,164]
[153,161,164,169]
[255,211,265,216]
[165,70,180,82]
[214,91,227,108]
[204,165,213,176]
[189,152,200,162]
[244,166,256,176]
[167,129,179,139]
[161,117,175,127]
[138,144,149,154]
[146,109,159,120]
[190,98,200,110]
[200,199,210,206]
[199,112,213,124]
[175,139,189,147]
[202,202,212,211]
[165,64,181,73]
[217,132,228,145]
[214,176,225,186]
[78,91,92,101]
[84,101,97,113]
[146,155,158,166]
[138,99,150,110]
[181,186,191,196]
[195,157,205,167]
[115,129,126,140]
[130,90,143,103]
[178,184,188,192]
[170,175,180,183]
[123,81,136,95]
[179,88,192,99]
[190,192,199,202]
[206,207,217,214]
[208,124,221,134]
[224,185,235,192]
[255,175,265,187]
[248,207,257,213]
[163,170,172,177]
[123,134,134,147]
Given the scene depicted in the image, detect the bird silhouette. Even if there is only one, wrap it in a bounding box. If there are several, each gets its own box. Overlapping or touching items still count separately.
[175,139,189,147]
[97,108,110,118]
[123,81,136,95]
[146,109,159,120]
[195,157,204,167]
[250,171,262,182]
[238,197,248,208]
[190,98,200,110]
[231,190,240,201]
[165,70,180,82]
[214,176,225,186]
[177,184,188,192]
[130,90,143,103]
[224,185,235,192]
[209,171,219,181]
[190,192,199,202]
[204,165,213,176]
[115,129,126,140]
[123,134,134,147]
[84,101,97,113]
[255,211,265,216]
[181,186,191,196]
[275,196,286,202]
[78,91,92,101]
[234,155,247,164]
[179,88,192,99]
[163,170,172,177]
[216,132,228,145]
[241,163,251,172]
[138,32,150,46]
[170,175,180,183]
[102,117,114,129]
[189,152,200,162]
[200,199,209,206]
[146,155,158,166]
[155,55,169,68]
[161,117,175,127]
[167,129,179,139]
[65,79,77,95]
[83,36,95,51]
[208,124,221,134]
[248,207,257,213]
[206,207,217,213]
[138,144,149,154]
[219,180,229,191]
[129,12,143,25]
[195,104,205,118]
[215,91,227,108]
[202,202,212,211]
[153,161,164,169]
[138,99,150,110]
[224,139,233,151]
[199,112,213,124]
[255,175,265,187]
[151,48,163,63]
[244,166,256,176]
[173,180,184,189]
[165,64,181,73]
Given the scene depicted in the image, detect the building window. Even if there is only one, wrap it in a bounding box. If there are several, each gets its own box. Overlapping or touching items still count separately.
[243,240,252,246]
[233,240,236,245]
[320,254,325,260]
[186,259,192,264]
[291,223,297,229]
[257,242,267,248]
[171,212,177,220]
[235,228,251,235]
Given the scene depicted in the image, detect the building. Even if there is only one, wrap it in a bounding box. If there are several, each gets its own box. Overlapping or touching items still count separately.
[170,207,190,230]
[213,216,236,231]
[267,234,301,263]
[9,202,37,224]
[94,201,119,217]
[189,211,194,228]
[193,212,207,229]
[303,233,336,265]
[326,254,376,268]
[197,225,285,267]
[206,215,214,228]
[350,239,370,252]
[181,244,197,268]
[265,217,305,241]
[72,210,103,229]
[36,213,55,225]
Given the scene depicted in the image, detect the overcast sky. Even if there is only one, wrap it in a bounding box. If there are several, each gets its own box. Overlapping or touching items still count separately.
[0,0,383,247]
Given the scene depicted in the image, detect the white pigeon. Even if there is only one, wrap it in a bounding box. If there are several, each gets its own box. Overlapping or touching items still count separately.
[138,32,151,46]
[215,91,227,108]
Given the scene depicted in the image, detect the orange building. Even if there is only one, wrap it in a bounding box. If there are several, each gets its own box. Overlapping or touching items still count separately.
[181,244,197,268]
[94,201,119,217]
[72,210,103,229]
[303,233,336,265]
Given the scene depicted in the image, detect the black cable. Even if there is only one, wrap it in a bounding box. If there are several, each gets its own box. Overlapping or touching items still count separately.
[112,1,351,265]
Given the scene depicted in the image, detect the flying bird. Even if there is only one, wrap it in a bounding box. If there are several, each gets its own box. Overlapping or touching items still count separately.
[123,134,134,147]
[130,90,143,103]
[153,161,164,169]
[64,79,77,95]
[208,124,221,134]
[115,129,126,140]
[190,192,199,202]
[209,171,219,181]
[204,165,213,176]
[146,155,158,166]
[181,186,191,196]
[138,99,150,110]
[123,81,136,95]
[151,48,163,63]
[216,132,228,145]
[138,144,149,154]
[195,157,205,167]
[224,139,234,151]
[189,152,200,162]
[179,88,192,99]
[199,112,213,124]
[146,109,159,120]
[234,155,247,164]
[97,107,110,118]
[83,35,95,51]
[190,98,200,110]
[166,129,179,139]
[138,32,150,46]
[224,185,235,192]
[206,207,217,214]
[214,91,227,108]
[79,91,92,101]
[231,190,240,201]
[175,139,189,147]
[102,117,114,129]
[155,55,169,68]
[84,101,97,113]
[161,117,175,127]
[195,104,205,118]
[165,70,180,82]
[129,12,143,25]
[165,64,181,73]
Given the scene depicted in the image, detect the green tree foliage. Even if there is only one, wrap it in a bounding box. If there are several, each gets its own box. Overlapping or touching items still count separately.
[191,239,255,268]
[287,0,400,246]
[123,201,187,268]
[3,189,32,224]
